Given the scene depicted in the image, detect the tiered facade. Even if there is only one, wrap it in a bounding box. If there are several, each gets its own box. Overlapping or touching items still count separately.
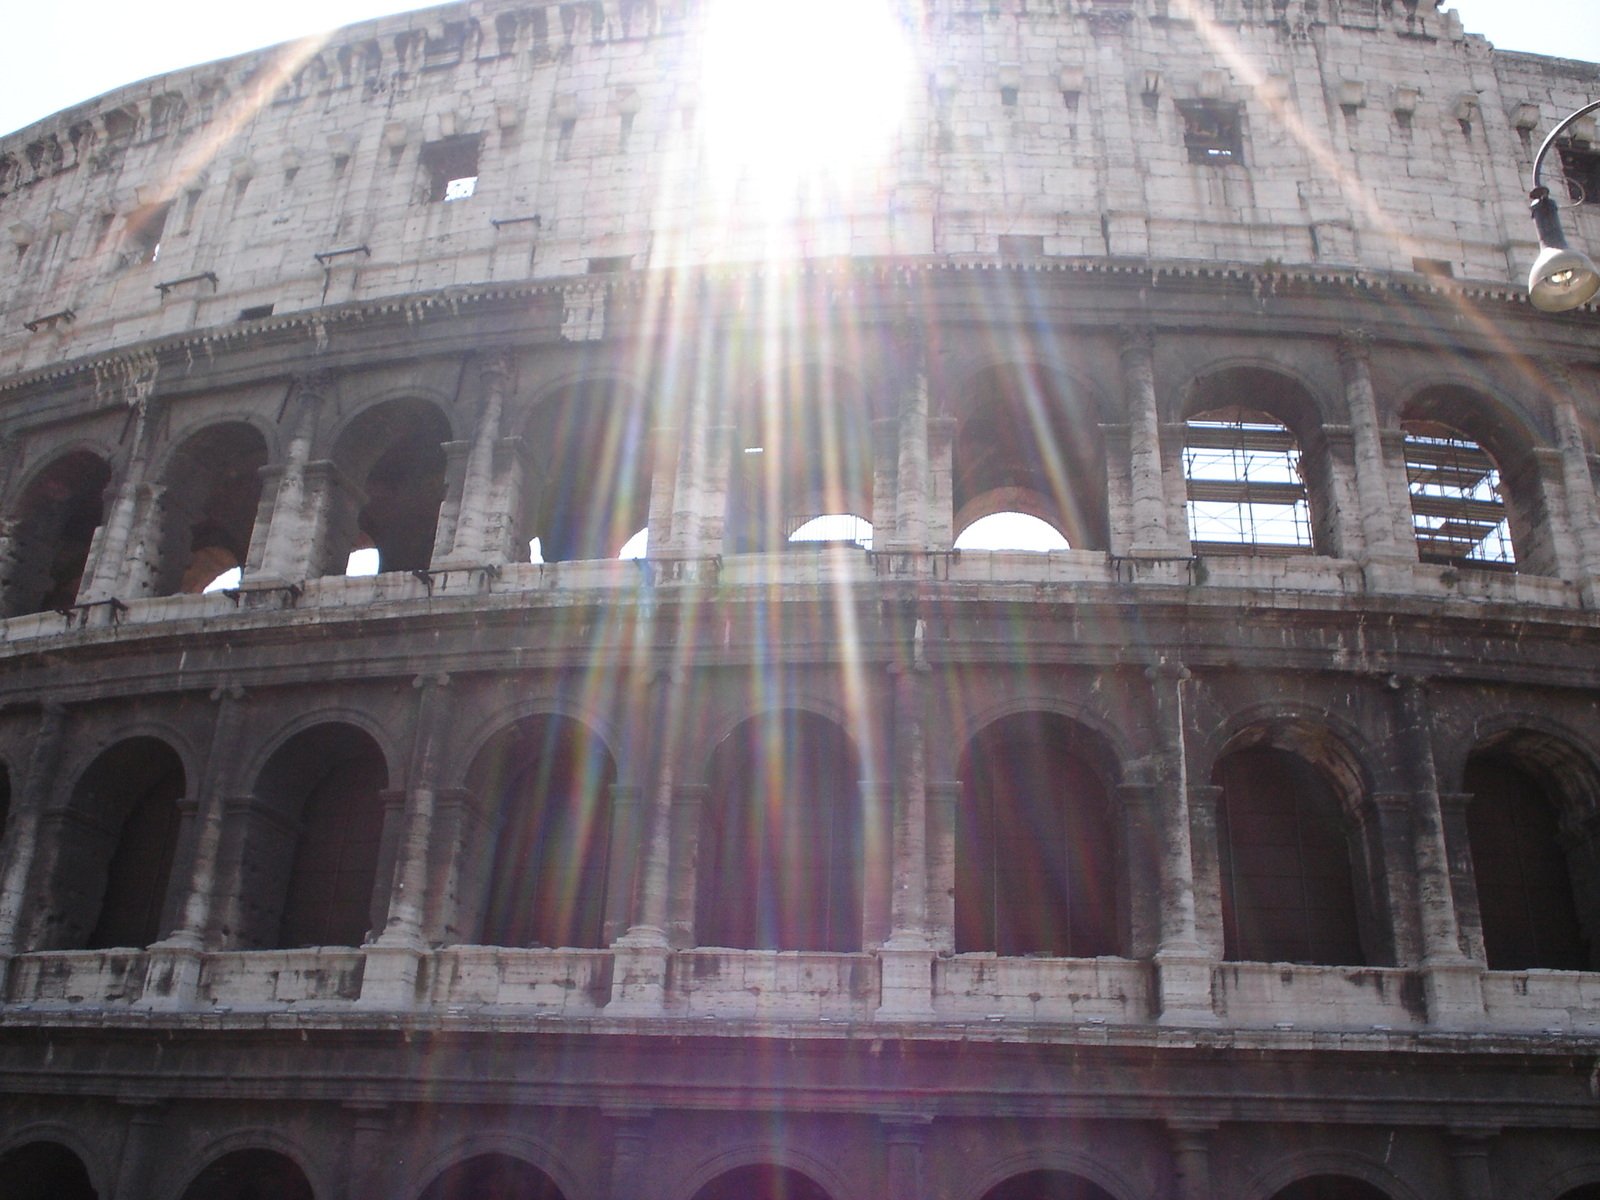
[1,2,1599,1198]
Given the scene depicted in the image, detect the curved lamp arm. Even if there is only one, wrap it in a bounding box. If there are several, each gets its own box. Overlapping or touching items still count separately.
[1527,99,1600,313]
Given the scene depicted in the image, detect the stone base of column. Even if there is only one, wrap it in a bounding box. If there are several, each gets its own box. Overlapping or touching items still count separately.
[1154,951,1219,1025]
[139,940,205,1010]
[1423,960,1485,1028]
[875,946,936,1020]
[1358,555,1425,594]
[606,930,671,1016]
[358,942,426,1009]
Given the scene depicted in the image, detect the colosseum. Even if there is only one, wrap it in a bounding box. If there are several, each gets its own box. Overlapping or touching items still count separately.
[0,0,1598,1197]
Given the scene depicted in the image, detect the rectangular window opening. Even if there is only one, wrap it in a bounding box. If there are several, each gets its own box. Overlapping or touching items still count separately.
[587,255,632,274]
[420,135,482,203]
[1558,143,1600,206]
[1176,100,1243,165]
[238,304,276,321]
[122,201,172,267]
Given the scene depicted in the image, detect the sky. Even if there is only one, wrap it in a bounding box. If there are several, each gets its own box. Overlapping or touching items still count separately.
[1,0,1598,139]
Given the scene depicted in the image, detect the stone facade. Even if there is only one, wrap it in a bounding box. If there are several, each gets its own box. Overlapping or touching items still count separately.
[1,2,1599,1199]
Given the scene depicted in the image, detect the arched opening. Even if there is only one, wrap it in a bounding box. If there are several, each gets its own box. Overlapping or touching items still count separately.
[1214,745,1366,966]
[978,1172,1118,1200]
[1269,1178,1393,1200]
[0,1141,98,1200]
[956,713,1121,957]
[690,1165,835,1200]
[525,380,653,563]
[34,737,185,951]
[1556,1186,1600,1200]
[470,715,617,949]
[1184,406,1314,554]
[153,423,268,594]
[179,1149,313,1200]
[1466,752,1593,970]
[0,450,111,616]
[725,367,874,555]
[329,399,450,575]
[953,510,1071,552]
[953,364,1106,552]
[1402,420,1514,568]
[418,1154,567,1200]
[1402,386,1552,574]
[698,710,863,951]
[246,724,388,949]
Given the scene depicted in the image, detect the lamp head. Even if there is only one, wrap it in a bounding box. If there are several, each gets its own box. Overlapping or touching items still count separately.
[1528,187,1600,312]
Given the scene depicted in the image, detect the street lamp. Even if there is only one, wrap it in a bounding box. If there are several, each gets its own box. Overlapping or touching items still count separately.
[1527,99,1600,313]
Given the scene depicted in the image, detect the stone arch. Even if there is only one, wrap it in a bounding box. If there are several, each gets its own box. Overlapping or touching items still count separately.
[146,420,270,594]
[404,1132,585,1200]
[0,1129,109,1200]
[1462,725,1600,970]
[175,1146,317,1200]
[1537,1163,1600,1200]
[327,396,454,575]
[0,448,112,616]
[950,359,1108,551]
[463,712,620,949]
[696,708,864,951]
[1194,704,1376,809]
[1179,364,1337,556]
[1241,1150,1422,1200]
[687,692,865,788]
[237,720,391,949]
[955,710,1127,956]
[1208,718,1383,966]
[676,1145,859,1200]
[721,362,876,554]
[237,706,400,798]
[1400,384,1552,573]
[957,1148,1145,1200]
[949,694,1133,788]
[452,693,625,792]
[522,375,654,562]
[31,735,187,951]
[416,1153,570,1200]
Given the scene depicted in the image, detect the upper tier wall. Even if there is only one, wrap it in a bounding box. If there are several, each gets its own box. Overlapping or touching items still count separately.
[0,0,1597,376]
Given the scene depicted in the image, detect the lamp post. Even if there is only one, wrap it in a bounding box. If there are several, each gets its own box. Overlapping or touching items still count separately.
[1527,99,1600,312]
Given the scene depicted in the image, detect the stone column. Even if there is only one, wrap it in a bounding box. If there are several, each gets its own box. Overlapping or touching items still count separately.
[665,784,708,951]
[143,684,248,1007]
[888,338,931,552]
[605,1109,652,1200]
[1395,679,1483,1025]
[1447,1127,1497,1200]
[1339,330,1413,566]
[1363,793,1424,967]
[1168,1120,1216,1200]
[668,373,729,561]
[882,1115,932,1200]
[602,784,645,948]
[927,416,957,550]
[111,1100,164,1200]
[440,352,513,566]
[1186,785,1224,959]
[345,1104,393,1200]
[644,423,680,555]
[1146,659,1214,1023]
[82,398,159,604]
[610,668,678,1014]
[925,780,959,954]
[365,673,452,1007]
[1544,359,1600,597]
[430,440,471,563]
[878,616,936,1018]
[1121,327,1177,556]
[871,417,900,548]
[252,372,335,584]
[0,702,67,966]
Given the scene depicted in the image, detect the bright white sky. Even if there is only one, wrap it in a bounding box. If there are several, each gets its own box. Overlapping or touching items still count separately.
[1,0,1597,139]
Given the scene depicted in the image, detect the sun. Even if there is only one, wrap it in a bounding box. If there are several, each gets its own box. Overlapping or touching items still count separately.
[696,0,915,212]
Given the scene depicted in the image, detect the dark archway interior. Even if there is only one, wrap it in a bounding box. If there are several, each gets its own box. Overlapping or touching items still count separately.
[331,400,450,574]
[252,724,388,949]
[691,1165,835,1200]
[418,1154,567,1200]
[528,382,653,562]
[699,711,862,952]
[1467,754,1592,970]
[0,1141,98,1200]
[2,451,111,616]
[475,715,617,949]
[1215,746,1365,966]
[1271,1177,1393,1200]
[178,1149,314,1200]
[157,422,268,593]
[956,713,1121,957]
[978,1170,1119,1200]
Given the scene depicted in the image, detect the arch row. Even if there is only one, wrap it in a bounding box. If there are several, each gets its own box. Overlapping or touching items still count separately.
[0,338,1591,620]
[4,678,1597,979]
